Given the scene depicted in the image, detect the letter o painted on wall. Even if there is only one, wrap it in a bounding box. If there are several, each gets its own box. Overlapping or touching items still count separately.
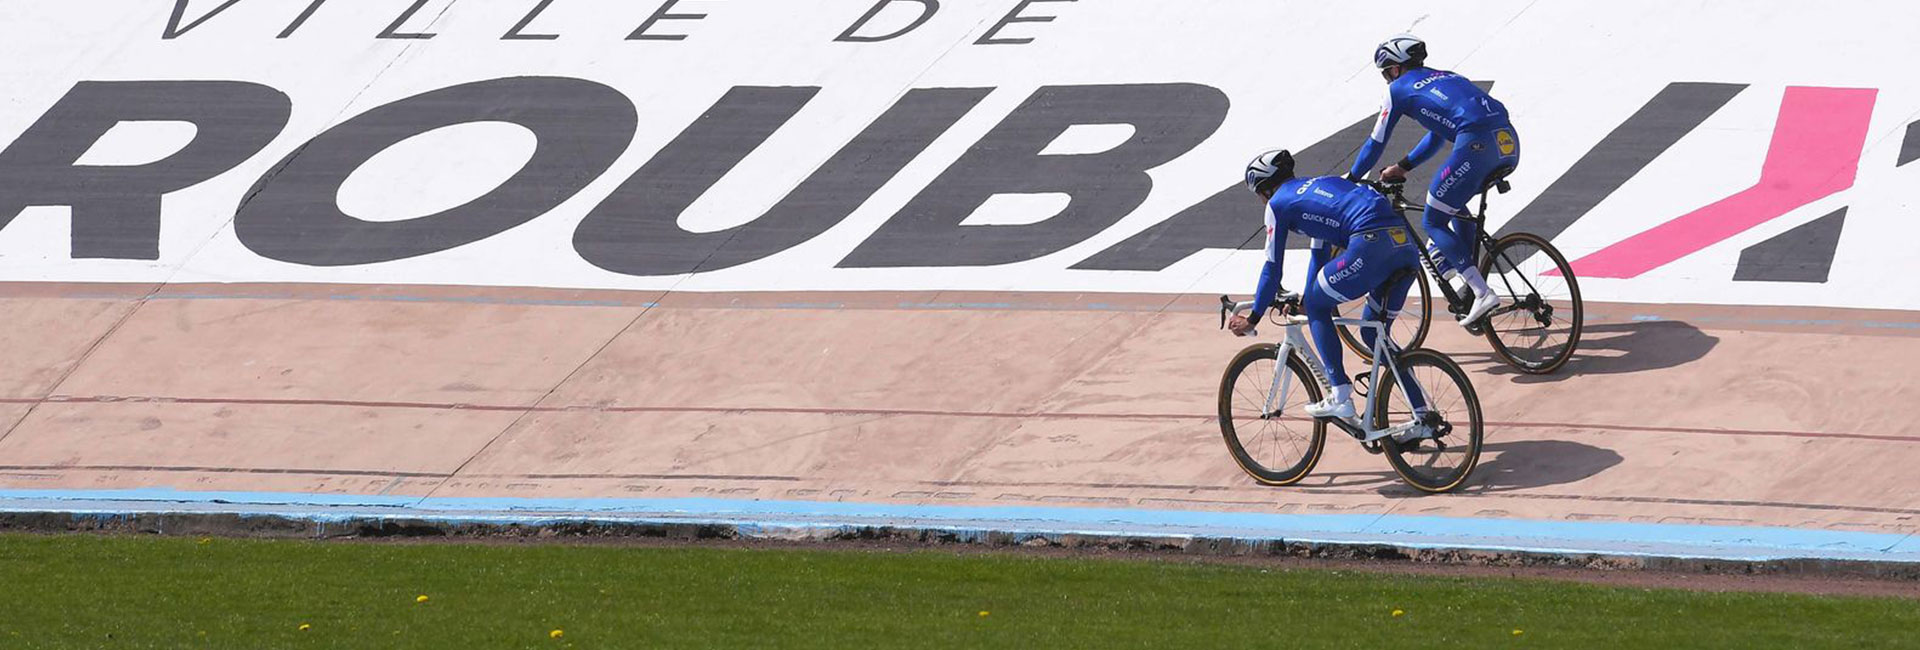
[235,76,636,266]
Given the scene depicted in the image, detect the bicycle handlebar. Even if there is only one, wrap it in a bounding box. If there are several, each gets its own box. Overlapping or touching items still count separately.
[1359,178,1415,209]
[1218,292,1303,334]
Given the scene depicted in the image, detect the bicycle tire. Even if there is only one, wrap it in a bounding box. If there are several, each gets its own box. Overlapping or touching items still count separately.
[1371,348,1483,493]
[1335,266,1434,363]
[1477,232,1583,374]
[1218,343,1327,486]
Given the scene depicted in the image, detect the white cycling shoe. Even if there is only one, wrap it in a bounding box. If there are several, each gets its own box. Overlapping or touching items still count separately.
[1457,289,1501,327]
[1364,416,1437,443]
[1304,396,1356,420]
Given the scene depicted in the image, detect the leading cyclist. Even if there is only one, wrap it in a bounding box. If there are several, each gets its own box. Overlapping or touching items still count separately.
[1227,150,1428,429]
[1348,33,1520,327]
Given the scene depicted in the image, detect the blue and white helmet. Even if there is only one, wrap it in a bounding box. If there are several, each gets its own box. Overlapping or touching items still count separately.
[1244,149,1294,194]
[1374,33,1427,69]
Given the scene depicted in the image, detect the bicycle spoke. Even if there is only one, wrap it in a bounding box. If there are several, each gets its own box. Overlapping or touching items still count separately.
[1381,359,1473,480]
[1226,355,1317,476]
[1483,237,1579,369]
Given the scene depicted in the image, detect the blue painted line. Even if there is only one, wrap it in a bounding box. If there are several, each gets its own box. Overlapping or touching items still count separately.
[1,488,1913,564]
[900,302,1021,310]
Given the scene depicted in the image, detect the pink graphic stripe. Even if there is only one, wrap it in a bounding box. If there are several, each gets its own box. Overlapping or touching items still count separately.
[1568,86,1877,279]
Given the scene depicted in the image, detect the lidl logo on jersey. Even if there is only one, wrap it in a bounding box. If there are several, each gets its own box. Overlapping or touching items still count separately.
[1496,130,1517,156]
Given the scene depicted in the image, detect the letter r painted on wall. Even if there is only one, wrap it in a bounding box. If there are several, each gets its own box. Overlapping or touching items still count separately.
[1570,86,1877,279]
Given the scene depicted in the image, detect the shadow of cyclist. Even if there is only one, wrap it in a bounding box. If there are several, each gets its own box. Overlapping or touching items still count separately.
[1458,319,1719,384]
[1367,438,1622,497]
[1456,439,1622,493]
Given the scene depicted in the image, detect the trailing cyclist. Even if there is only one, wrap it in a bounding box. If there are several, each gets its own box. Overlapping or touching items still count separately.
[1349,33,1520,328]
[1227,150,1428,432]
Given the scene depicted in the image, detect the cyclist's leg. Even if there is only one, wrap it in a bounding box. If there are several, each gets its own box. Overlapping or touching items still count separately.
[1427,131,1508,310]
[1359,265,1414,351]
[1421,145,1478,279]
[1305,237,1371,408]
[1309,231,1401,399]
[1303,273,1354,396]
[1361,241,1432,414]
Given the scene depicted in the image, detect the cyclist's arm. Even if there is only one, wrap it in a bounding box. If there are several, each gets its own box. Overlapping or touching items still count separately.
[1304,239,1330,293]
[1401,132,1441,169]
[1348,87,1400,179]
[1248,204,1288,326]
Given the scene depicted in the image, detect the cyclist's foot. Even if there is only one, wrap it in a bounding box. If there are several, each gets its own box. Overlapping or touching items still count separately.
[1458,290,1500,327]
[1305,396,1355,420]
[1391,419,1437,443]
[1364,417,1437,443]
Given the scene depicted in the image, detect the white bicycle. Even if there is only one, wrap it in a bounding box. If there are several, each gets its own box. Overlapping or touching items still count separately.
[1216,285,1484,493]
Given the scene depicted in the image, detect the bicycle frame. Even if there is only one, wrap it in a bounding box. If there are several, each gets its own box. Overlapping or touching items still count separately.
[1229,300,1431,444]
[1379,181,1550,326]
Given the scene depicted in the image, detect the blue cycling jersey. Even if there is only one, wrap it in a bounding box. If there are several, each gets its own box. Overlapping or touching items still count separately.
[1263,176,1399,256]
[1349,67,1510,178]
[1248,176,1401,321]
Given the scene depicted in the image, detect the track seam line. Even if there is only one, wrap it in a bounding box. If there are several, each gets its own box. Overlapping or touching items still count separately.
[5,394,1913,443]
[0,295,159,449]
[409,293,667,506]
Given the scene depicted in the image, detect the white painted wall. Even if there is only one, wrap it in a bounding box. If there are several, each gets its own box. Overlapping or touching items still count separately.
[2,0,1917,310]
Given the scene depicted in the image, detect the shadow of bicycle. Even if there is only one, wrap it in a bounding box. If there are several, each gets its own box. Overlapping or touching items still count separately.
[1362,438,1622,497]
[1458,319,1719,384]
[1303,437,1623,495]
[1457,439,1622,493]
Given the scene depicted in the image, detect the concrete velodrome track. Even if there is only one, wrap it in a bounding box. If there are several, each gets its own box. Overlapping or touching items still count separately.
[3,1,1920,566]
[2,282,1917,563]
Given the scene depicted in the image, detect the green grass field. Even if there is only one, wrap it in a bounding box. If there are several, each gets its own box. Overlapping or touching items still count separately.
[0,533,1912,649]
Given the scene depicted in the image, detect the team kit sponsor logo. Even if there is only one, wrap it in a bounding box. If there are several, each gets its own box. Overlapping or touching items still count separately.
[1,1,1917,310]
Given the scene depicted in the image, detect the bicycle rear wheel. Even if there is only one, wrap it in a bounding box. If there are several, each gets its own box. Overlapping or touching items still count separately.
[1336,267,1433,363]
[1478,232,1583,374]
[1218,344,1327,485]
[1370,348,1483,493]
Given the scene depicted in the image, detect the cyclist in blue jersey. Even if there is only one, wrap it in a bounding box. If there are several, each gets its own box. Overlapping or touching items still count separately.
[1349,33,1520,327]
[1228,150,1428,426]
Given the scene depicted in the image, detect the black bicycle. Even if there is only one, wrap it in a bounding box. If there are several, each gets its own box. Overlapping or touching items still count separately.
[1335,174,1584,374]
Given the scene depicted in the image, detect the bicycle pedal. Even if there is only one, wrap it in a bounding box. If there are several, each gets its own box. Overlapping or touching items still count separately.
[1352,374,1371,397]
[1361,440,1384,455]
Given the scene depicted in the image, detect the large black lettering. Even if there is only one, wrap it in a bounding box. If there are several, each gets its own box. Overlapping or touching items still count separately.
[575,87,988,276]
[1900,119,1920,167]
[1071,84,1492,271]
[234,77,634,266]
[834,0,939,43]
[1733,208,1845,283]
[1496,82,1745,240]
[0,81,290,260]
[840,83,1227,267]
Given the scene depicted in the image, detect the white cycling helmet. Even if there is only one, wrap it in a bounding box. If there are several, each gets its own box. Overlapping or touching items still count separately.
[1244,149,1295,194]
[1374,33,1427,69]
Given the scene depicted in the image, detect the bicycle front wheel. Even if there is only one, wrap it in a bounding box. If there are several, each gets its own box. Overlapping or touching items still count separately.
[1336,266,1433,363]
[1479,232,1583,374]
[1370,348,1483,493]
[1218,344,1327,486]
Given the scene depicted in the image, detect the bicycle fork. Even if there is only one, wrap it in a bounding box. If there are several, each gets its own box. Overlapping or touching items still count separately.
[1266,326,1323,420]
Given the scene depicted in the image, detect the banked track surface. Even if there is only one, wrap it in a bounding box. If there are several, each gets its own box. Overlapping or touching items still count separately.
[1,282,1917,562]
